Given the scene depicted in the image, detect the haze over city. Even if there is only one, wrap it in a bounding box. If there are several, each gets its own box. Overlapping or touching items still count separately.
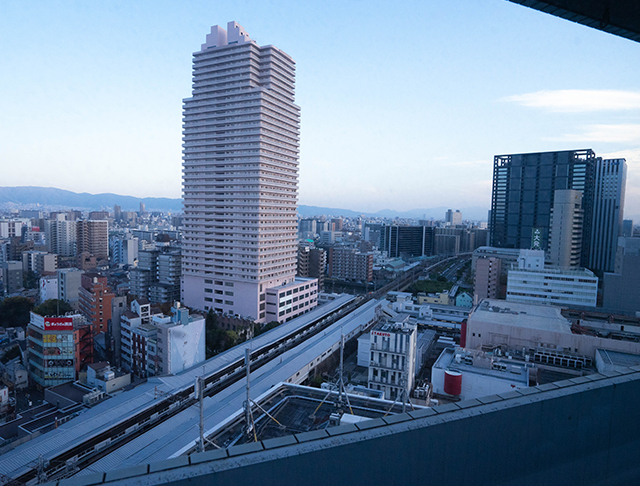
[1,1,639,215]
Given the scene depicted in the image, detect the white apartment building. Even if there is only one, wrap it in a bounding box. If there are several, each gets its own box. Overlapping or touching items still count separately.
[155,306,205,375]
[368,318,418,401]
[181,21,315,322]
[39,275,58,304]
[110,234,139,266]
[0,220,27,239]
[120,299,158,373]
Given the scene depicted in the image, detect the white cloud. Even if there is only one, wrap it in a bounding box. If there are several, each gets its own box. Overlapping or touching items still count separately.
[503,90,640,113]
[548,124,640,144]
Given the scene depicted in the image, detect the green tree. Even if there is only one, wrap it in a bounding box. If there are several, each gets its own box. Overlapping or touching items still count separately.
[0,297,34,327]
[23,270,39,290]
[33,299,73,317]
[254,320,280,337]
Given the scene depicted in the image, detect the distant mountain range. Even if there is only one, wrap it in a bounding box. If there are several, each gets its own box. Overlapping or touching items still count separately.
[0,186,490,220]
[0,187,182,213]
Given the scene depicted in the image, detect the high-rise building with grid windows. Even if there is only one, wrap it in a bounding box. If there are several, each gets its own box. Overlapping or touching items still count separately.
[181,22,317,323]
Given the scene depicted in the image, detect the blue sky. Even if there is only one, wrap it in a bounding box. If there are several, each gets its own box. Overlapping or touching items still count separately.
[1,1,640,217]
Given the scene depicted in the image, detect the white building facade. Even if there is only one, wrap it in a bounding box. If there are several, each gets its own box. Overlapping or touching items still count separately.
[367,319,418,401]
[181,21,313,323]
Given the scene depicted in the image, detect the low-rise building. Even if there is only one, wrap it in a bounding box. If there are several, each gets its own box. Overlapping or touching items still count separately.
[26,312,93,387]
[507,266,598,308]
[86,362,131,393]
[456,291,473,308]
[266,277,319,323]
[466,299,640,361]
[506,249,598,308]
[417,291,451,306]
[432,346,529,400]
[368,317,417,401]
[155,305,206,375]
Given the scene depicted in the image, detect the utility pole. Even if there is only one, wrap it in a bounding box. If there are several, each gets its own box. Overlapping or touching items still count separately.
[244,347,251,437]
[197,376,205,453]
[338,327,345,405]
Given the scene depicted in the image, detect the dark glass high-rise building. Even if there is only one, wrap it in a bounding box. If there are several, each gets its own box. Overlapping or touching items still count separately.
[380,225,435,259]
[588,158,627,273]
[489,149,596,258]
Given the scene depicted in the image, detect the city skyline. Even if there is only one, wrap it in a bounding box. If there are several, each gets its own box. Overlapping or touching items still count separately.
[2,1,640,215]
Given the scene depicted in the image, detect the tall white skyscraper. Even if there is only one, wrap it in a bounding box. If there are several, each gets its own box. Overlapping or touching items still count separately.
[181,22,317,323]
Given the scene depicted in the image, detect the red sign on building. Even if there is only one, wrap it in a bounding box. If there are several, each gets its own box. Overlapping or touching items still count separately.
[44,317,73,331]
[372,331,391,338]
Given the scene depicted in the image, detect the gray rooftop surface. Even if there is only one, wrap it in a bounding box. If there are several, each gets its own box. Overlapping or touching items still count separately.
[472,299,573,334]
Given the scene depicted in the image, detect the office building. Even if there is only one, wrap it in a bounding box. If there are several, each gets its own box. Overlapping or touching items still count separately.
[603,237,640,314]
[181,21,306,322]
[490,149,596,254]
[507,250,598,308]
[548,189,583,268]
[265,278,318,323]
[587,158,626,273]
[445,209,462,226]
[298,219,317,239]
[380,225,434,259]
[434,233,459,256]
[622,220,634,237]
